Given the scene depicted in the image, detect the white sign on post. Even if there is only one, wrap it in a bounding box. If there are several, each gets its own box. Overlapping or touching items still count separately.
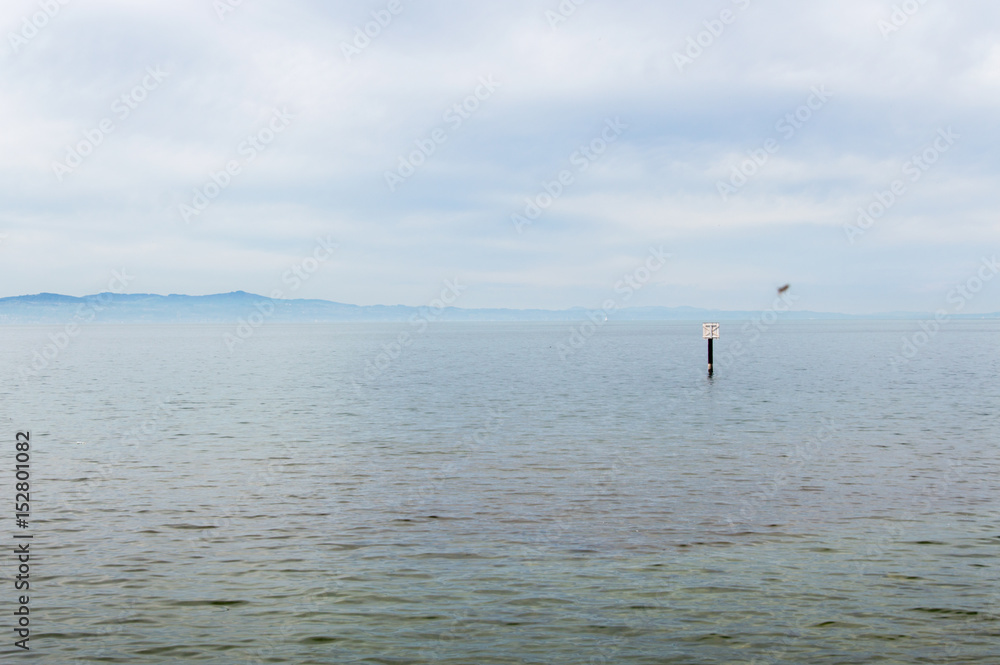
[702,323,720,339]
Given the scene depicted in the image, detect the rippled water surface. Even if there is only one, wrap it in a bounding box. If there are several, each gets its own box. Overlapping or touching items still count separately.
[1,321,998,663]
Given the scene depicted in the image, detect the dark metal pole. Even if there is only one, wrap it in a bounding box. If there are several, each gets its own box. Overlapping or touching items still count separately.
[708,338,714,374]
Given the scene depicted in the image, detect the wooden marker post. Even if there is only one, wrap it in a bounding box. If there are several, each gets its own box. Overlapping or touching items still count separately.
[703,323,719,374]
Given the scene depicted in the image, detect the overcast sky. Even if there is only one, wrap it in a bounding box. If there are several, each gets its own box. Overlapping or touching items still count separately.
[1,0,998,313]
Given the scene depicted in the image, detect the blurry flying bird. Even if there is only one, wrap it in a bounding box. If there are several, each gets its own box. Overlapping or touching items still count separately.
[777,284,790,295]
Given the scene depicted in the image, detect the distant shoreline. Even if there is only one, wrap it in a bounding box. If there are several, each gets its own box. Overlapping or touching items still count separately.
[1,292,998,324]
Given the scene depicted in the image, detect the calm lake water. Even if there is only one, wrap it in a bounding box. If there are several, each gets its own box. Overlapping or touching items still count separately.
[1,321,998,664]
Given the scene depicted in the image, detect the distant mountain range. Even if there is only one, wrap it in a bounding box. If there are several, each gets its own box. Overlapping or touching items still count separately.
[0,292,997,324]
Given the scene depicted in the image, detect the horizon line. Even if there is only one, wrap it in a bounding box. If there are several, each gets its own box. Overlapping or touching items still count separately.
[2,290,999,319]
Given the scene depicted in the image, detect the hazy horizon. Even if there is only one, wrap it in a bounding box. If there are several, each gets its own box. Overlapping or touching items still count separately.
[3,289,1000,320]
